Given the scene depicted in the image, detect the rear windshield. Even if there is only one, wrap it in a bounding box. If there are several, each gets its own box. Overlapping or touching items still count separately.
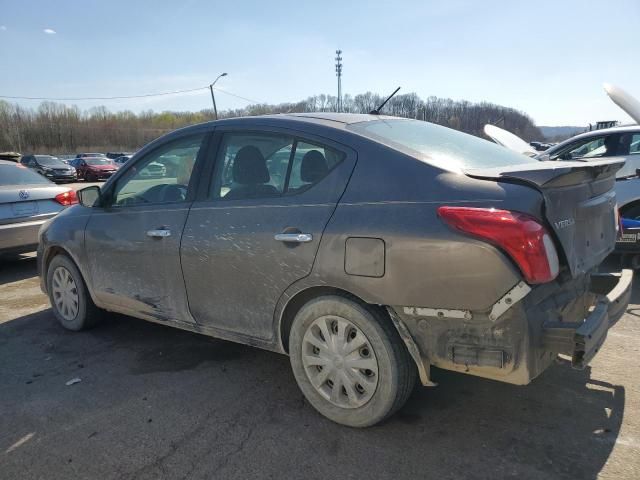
[0,164,52,185]
[347,119,537,172]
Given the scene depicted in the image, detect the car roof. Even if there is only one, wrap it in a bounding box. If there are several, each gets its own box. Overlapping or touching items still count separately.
[562,124,639,140]
[212,112,401,128]
[545,124,640,153]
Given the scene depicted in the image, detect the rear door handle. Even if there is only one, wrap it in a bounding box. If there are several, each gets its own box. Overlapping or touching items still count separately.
[147,229,171,238]
[274,233,313,243]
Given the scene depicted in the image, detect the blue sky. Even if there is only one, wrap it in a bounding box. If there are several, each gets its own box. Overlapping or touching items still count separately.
[0,0,638,125]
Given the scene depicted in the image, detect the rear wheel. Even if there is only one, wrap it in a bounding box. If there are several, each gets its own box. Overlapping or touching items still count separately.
[289,295,416,427]
[46,255,102,331]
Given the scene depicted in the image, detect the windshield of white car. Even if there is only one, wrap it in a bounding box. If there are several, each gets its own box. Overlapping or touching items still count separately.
[348,119,537,171]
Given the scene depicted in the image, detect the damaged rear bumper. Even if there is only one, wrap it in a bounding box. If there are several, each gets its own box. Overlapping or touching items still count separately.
[391,269,633,386]
[542,270,633,369]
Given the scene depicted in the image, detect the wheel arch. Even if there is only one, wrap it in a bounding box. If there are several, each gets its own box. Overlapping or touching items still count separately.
[277,284,391,354]
[42,244,99,305]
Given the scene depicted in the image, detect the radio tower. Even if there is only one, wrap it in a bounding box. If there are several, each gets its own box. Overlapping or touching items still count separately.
[335,50,343,112]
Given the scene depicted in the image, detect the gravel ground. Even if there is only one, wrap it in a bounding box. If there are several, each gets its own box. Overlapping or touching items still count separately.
[0,253,638,480]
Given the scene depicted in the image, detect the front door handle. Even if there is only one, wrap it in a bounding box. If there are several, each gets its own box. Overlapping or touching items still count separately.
[147,229,171,238]
[274,233,313,243]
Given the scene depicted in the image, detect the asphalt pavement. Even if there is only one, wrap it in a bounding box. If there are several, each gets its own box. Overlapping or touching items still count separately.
[0,253,639,480]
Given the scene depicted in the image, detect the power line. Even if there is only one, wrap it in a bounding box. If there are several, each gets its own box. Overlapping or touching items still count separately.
[0,86,264,104]
[212,87,264,105]
[0,86,209,101]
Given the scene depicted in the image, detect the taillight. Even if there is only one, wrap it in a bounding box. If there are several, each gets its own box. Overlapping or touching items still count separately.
[438,206,559,284]
[54,190,78,206]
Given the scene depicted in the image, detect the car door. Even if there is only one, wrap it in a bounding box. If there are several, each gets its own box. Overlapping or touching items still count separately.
[84,132,209,323]
[181,128,356,340]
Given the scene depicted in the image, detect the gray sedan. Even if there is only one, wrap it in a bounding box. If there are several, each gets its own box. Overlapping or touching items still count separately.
[38,113,632,427]
[0,160,77,255]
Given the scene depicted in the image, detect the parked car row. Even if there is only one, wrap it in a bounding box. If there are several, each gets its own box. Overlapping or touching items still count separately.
[2,151,140,184]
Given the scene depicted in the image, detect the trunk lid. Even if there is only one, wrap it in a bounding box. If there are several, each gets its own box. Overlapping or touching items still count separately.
[465,159,624,278]
[604,83,640,124]
[483,124,539,157]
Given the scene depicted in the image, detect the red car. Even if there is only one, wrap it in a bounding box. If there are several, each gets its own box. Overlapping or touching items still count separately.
[72,156,118,182]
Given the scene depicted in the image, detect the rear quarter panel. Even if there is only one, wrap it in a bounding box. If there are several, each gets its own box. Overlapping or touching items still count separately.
[302,140,545,311]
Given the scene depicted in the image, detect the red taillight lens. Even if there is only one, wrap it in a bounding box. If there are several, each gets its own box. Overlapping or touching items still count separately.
[438,206,559,284]
[54,190,78,206]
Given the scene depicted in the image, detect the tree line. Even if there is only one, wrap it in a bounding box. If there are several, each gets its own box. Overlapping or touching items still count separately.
[0,92,542,154]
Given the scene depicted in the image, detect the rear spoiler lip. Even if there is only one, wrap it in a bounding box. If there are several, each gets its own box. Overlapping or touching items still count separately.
[463,159,625,188]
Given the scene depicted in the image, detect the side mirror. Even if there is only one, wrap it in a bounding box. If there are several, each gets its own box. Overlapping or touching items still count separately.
[77,186,102,207]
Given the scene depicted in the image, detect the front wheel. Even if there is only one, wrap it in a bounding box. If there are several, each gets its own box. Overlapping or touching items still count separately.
[289,295,416,427]
[46,255,102,331]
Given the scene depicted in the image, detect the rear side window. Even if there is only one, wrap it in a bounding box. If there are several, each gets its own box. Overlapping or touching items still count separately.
[286,142,344,194]
[347,119,536,171]
[0,164,52,186]
[212,133,344,200]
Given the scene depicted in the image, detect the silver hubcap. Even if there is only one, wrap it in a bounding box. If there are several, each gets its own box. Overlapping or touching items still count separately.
[51,266,79,322]
[302,315,379,409]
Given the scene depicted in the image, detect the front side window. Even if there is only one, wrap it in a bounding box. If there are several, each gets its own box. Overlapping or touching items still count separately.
[113,134,204,206]
[558,136,611,160]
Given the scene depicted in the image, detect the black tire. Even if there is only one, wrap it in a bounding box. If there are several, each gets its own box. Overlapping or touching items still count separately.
[86,173,96,182]
[46,254,103,331]
[289,295,416,427]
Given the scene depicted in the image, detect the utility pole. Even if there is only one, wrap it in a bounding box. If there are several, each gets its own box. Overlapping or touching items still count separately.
[335,50,343,112]
[209,72,228,120]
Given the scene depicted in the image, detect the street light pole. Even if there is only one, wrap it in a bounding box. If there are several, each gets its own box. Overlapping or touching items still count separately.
[209,72,227,120]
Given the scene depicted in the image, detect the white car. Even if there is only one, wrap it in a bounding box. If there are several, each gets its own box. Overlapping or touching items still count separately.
[485,84,640,218]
